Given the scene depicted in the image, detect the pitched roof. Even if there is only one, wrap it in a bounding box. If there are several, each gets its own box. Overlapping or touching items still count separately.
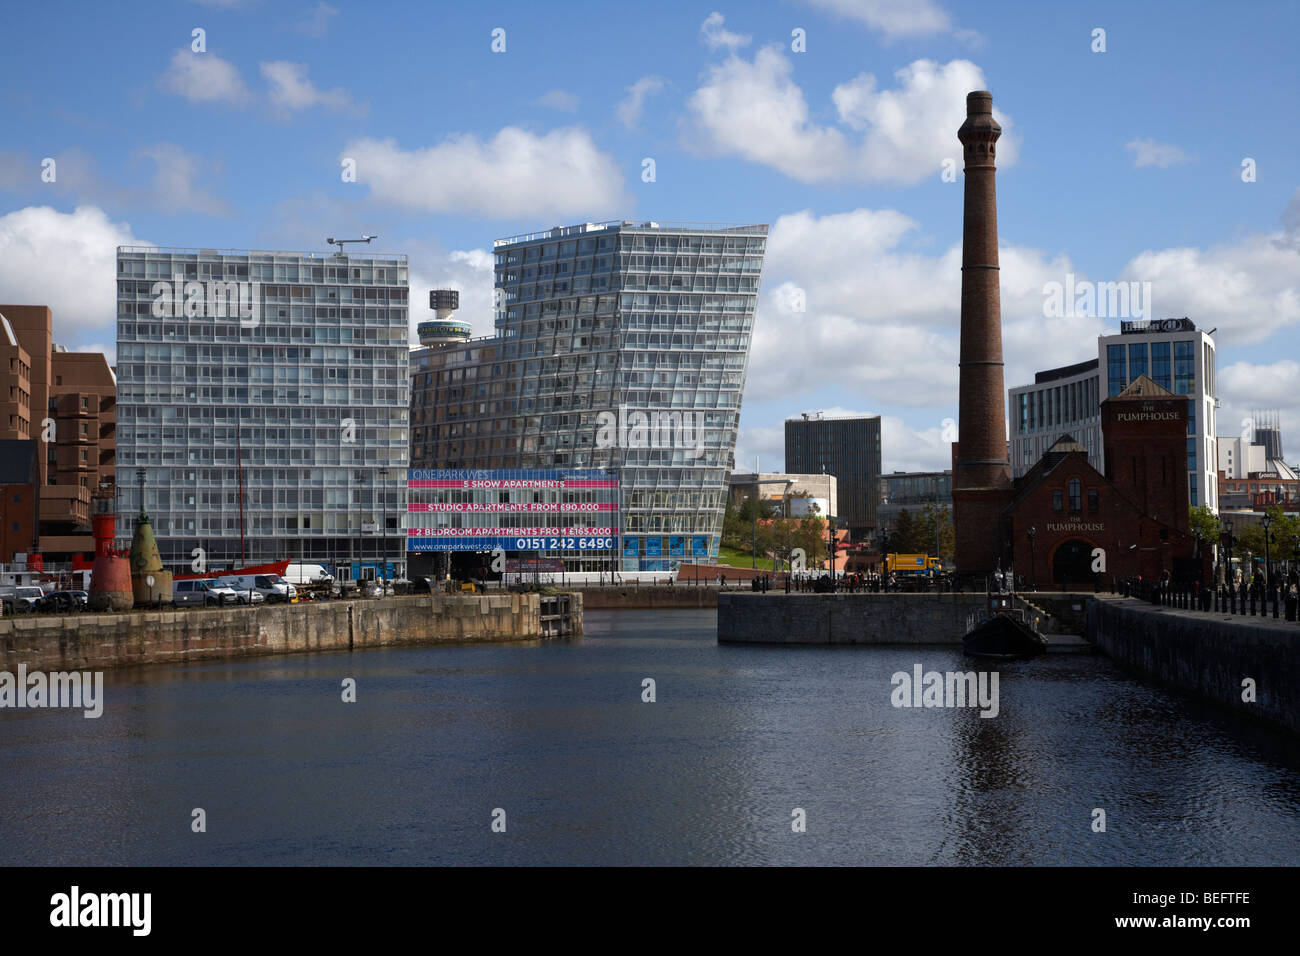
[1114,374,1174,398]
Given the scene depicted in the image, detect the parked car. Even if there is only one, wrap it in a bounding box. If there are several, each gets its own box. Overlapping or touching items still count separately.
[213,579,265,605]
[173,579,225,607]
[36,589,88,613]
[2,585,46,613]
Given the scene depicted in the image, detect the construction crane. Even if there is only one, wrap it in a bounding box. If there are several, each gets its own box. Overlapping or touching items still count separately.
[326,235,378,256]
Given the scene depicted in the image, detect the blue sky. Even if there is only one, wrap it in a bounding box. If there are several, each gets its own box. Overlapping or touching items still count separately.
[1,0,1297,473]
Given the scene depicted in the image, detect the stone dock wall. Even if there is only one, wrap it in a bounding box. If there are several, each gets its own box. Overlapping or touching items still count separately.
[717,592,989,644]
[0,592,582,672]
[1088,596,1300,734]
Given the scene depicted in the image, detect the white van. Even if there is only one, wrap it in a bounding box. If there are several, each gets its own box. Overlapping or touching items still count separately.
[285,563,334,586]
[221,573,296,603]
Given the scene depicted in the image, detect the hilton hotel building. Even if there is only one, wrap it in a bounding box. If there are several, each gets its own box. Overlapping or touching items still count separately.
[1008,318,1218,510]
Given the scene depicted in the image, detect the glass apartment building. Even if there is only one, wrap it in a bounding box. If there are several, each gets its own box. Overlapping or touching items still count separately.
[114,246,410,575]
[410,220,767,572]
[1008,318,1217,510]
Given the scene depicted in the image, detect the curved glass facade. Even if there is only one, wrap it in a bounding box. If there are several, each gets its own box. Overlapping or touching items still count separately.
[410,221,767,571]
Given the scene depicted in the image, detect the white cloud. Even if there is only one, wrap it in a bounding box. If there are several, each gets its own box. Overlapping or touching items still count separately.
[133,143,231,216]
[0,205,146,344]
[294,2,338,37]
[1123,233,1300,346]
[686,51,1016,185]
[616,76,666,129]
[1126,137,1192,168]
[342,127,627,220]
[260,60,360,114]
[745,208,1099,432]
[700,12,751,51]
[803,0,955,39]
[159,48,251,105]
[536,89,579,112]
[1218,361,1300,465]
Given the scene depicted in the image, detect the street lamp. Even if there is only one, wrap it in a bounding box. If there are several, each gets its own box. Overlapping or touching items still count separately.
[828,517,838,589]
[878,526,888,587]
[1027,526,1037,592]
[1262,510,1272,601]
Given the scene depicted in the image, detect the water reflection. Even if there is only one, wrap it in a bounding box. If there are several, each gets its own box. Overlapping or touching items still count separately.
[0,610,1297,866]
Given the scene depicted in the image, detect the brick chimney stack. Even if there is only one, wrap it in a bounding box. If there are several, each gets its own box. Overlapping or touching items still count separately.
[952,91,1012,582]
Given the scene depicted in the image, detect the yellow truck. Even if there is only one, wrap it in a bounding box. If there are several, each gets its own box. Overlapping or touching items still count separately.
[885,554,943,575]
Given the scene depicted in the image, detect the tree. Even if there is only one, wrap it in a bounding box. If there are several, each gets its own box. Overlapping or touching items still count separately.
[797,514,827,567]
[914,504,955,562]
[1188,505,1219,547]
[1233,507,1300,570]
[722,493,780,556]
[887,509,916,554]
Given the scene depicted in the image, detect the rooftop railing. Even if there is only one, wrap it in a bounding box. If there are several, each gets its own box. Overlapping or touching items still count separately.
[494,221,769,247]
[117,245,408,264]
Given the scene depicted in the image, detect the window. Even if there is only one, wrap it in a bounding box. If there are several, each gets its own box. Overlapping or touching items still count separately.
[1107,345,1126,396]
[1128,343,1148,381]
[1068,477,1082,511]
[1150,341,1171,390]
[1052,489,1063,512]
[1174,340,1195,394]
[1088,489,1099,513]
[1187,399,1196,436]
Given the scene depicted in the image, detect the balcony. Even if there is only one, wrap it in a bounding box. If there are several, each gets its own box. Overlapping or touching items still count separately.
[39,484,92,528]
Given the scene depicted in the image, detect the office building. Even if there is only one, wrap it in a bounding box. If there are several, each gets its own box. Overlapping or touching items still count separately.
[410,220,767,572]
[783,412,881,537]
[1009,318,1218,510]
[878,470,953,529]
[0,305,117,561]
[114,246,410,577]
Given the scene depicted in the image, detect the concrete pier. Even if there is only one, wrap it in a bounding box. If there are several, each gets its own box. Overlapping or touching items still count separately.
[718,592,995,645]
[0,591,583,672]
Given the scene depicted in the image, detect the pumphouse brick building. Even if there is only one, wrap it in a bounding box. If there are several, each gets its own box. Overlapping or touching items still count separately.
[1002,377,1204,588]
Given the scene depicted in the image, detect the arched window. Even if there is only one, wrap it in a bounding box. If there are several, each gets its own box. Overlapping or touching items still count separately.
[1068,477,1082,512]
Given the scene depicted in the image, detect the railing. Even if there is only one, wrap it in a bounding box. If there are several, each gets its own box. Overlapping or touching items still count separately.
[493,221,769,247]
[1114,574,1300,623]
[117,245,408,264]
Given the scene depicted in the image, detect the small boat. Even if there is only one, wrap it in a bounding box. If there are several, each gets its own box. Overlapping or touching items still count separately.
[963,592,1048,659]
